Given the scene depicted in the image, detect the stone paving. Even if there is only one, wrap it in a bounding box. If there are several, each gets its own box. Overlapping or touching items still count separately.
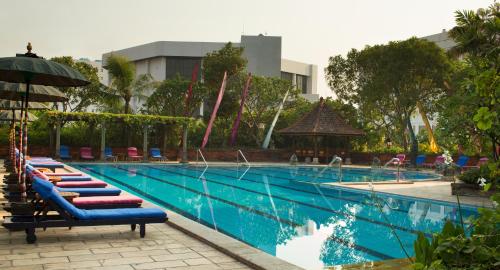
[0,220,253,270]
[0,166,254,270]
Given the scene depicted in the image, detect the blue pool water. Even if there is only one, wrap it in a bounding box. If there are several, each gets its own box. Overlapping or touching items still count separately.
[72,164,478,269]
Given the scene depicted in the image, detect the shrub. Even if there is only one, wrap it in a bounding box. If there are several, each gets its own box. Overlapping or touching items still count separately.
[459,162,499,189]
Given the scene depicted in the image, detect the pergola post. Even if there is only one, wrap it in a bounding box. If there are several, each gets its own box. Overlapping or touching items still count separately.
[55,120,61,159]
[143,125,148,161]
[100,122,106,161]
[181,125,188,163]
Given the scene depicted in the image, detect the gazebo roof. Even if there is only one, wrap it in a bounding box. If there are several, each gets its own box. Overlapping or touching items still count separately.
[278,98,365,136]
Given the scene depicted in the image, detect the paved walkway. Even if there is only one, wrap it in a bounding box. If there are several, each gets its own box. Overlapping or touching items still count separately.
[0,169,253,270]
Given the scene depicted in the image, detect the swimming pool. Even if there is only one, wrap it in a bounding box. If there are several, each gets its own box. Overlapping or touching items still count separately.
[72,164,478,269]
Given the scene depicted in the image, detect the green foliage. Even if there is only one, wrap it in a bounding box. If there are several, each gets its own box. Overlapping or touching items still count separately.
[43,111,194,126]
[202,42,247,89]
[104,54,153,114]
[325,37,451,159]
[50,56,106,112]
[446,3,500,160]
[241,75,295,146]
[145,74,208,117]
[459,162,500,187]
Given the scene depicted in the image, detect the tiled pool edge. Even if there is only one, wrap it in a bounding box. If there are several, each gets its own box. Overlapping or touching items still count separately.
[65,163,304,270]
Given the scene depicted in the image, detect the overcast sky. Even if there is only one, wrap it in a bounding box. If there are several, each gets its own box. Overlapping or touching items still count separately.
[0,0,493,97]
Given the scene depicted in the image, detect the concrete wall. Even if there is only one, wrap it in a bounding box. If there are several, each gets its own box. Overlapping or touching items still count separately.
[240,35,282,77]
[281,58,319,100]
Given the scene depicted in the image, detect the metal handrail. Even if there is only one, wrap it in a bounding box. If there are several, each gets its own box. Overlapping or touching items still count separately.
[312,155,342,183]
[384,157,401,182]
[196,148,208,167]
[236,149,250,167]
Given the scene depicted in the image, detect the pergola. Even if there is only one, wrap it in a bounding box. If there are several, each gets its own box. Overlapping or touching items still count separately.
[278,98,364,161]
[45,111,193,162]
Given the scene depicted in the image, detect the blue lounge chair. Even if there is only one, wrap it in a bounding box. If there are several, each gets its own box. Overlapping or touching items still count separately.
[415,155,426,167]
[2,178,167,243]
[26,165,91,181]
[105,147,118,162]
[30,175,121,197]
[455,155,470,170]
[149,148,167,161]
[60,145,72,160]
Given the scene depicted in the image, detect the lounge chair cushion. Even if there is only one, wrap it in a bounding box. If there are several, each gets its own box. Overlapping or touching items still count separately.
[72,195,143,207]
[44,172,83,176]
[56,180,107,188]
[33,178,165,220]
[59,176,92,181]
[28,162,64,169]
[56,187,121,197]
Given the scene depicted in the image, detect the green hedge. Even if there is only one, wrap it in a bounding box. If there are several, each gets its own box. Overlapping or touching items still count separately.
[43,111,194,126]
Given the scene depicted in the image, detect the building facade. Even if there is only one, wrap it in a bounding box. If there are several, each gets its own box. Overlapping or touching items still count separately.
[102,35,318,111]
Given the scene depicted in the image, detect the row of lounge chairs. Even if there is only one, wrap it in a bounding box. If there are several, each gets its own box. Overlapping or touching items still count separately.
[60,146,167,161]
[2,148,167,243]
[394,153,488,171]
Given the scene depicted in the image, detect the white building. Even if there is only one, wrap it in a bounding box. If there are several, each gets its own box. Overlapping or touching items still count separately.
[102,35,319,111]
[76,58,108,85]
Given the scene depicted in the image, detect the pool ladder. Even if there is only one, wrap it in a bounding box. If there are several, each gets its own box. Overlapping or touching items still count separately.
[236,149,250,167]
[383,157,401,182]
[196,148,208,167]
[312,155,343,183]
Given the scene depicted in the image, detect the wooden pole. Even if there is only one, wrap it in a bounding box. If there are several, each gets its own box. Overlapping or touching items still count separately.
[143,126,148,161]
[55,121,61,159]
[100,122,106,161]
[181,125,188,163]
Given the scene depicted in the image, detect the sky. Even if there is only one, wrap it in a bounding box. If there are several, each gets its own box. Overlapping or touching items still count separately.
[0,0,493,97]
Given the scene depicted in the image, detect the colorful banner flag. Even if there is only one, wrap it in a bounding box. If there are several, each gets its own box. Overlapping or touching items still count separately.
[229,73,252,146]
[201,72,228,149]
[184,63,199,117]
[262,89,290,149]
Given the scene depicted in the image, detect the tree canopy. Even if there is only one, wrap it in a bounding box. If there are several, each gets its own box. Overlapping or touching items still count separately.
[325,37,451,162]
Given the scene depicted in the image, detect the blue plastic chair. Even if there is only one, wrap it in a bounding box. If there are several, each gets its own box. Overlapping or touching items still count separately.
[59,145,71,160]
[149,148,167,161]
[104,147,117,162]
[415,155,426,167]
[455,155,470,168]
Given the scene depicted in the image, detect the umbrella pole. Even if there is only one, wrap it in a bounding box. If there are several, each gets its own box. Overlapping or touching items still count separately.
[10,109,16,168]
[20,82,30,198]
[17,99,24,181]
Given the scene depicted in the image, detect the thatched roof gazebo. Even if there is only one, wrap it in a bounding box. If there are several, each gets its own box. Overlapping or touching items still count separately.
[278,98,364,162]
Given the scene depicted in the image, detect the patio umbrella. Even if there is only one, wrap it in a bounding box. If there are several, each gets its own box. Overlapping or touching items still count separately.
[0,82,67,102]
[0,110,38,122]
[0,43,89,197]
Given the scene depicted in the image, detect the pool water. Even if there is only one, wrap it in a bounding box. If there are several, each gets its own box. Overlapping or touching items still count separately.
[72,164,478,269]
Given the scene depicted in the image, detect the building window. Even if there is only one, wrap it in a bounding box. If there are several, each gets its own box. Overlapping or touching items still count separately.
[165,57,202,80]
[296,74,308,94]
[281,72,293,83]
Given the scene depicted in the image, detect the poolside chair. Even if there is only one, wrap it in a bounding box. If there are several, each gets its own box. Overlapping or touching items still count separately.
[454,155,470,172]
[422,156,445,169]
[415,155,426,167]
[80,147,95,161]
[127,147,143,161]
[396,154,408,166]
[104,147,118,162]
[149,148,167,161]
[2,178,167,243]
[60,145,72,160]
[26,165,91,181]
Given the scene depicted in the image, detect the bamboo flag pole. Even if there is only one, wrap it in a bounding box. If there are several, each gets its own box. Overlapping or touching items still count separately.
[201,72,228,149]
[229,73,252,147]
[262,89,290,149]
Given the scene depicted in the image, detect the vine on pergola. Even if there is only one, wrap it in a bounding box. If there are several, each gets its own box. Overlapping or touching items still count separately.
[43,111,195,126]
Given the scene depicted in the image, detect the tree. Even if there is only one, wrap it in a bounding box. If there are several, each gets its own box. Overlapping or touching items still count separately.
[104,54,152,114]
[201,42,248,147]
[50,57,105,112]
[145,74,207,117]
[447,3,499,160]
[325,38,451,164]
[241,76,296,146]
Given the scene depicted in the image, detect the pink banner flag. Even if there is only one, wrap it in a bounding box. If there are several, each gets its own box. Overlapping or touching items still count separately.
[201,72,228,149]
[229,74,252,146]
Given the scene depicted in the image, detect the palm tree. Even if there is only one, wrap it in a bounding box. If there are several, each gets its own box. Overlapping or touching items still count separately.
[105,54,152,114]
[448,3,499,60]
